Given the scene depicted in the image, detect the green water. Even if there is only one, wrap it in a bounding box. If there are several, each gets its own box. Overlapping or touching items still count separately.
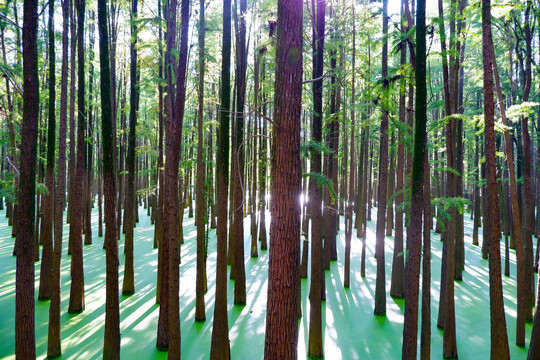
[0,205,532,359]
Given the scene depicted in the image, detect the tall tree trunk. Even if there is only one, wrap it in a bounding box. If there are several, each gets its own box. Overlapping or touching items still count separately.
[250,48,259,258]
[344,7,355,288]
[374,0,389,317]
[232,0,247,305]
[521,0,534,323]
[84,11,94,246]
[390,1,406,298]
[99,0,120,356]
[154,0,165,304]
[195,0,207,322]
[209,0,231,356]
[307,0,325,356]
[15,0,39,355]
[386,132,395,236]
[263,0,302,355]
[122,0,139,296]
[491,25,526,347]
[472,116,481,246]
[68,0,86,314]
[67,0,76,252]
[47,0,69,354]
[38,0,56,301]
[402,0,426,355]
[482,1,511,355]
[258,61,268,251]
[156,0,176,348]
[166,0,189,357]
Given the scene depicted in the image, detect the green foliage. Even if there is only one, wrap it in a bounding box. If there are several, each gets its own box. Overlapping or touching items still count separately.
[36,182,49,196]
[137,184,157,198]
[302,172,336,204]
[431,196,472,222]
[300,140,333,159]
[0,172,15,203]
[506,102,539,121]
[432,166,461,177]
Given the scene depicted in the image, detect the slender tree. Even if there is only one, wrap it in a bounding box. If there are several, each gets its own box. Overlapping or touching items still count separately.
[343,6,355,288]
[374,0,389,317]
[167,0,190,357]
[195,0,207,322]
[122,0,139,296]
[491,23,526,348]
[481,0,510,356]
[15,0,39,356]
[232,0,247,306]
[209,0,232,356]
[307,0,325,356]
[390,0,407,299]
[47,0,70,355]
[68,0,86,313]
[402,0,426,356]
[38,0,56,301]
[99,0,120,356]
[156,0,176,348]
[263,0,303,355]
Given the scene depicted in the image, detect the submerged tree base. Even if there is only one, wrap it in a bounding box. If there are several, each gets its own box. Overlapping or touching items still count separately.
[0,205,533,359]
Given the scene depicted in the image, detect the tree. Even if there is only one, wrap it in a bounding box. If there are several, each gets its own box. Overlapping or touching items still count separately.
[490,17,526,348]
[390,0,407,299]
[98,0,120,356]
[263,0,303,355]
[401,0,426,356]
[47,0,70,355]
[374,0,389,317]
[343,6,355,288]
[15,0,39,356]
[209,0,232,356]
[68,0,86,314]
[166,0,190,357]
[232,0,247,306]
[195,0,207,322]
[156,0,177,349]
[122,0,139,296]
[38,0,56,301]
[482,0,510,357]
[307,0,325,357]
[154,0,165,303]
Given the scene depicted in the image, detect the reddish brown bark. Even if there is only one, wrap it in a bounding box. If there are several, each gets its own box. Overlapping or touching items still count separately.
[15,0,39,356]
[263,0,302,355]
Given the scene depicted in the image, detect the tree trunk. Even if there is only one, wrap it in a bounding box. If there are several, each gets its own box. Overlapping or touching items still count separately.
[344,8,355,289]
[390,5,406,298]
[98,0,120,356]
[122,0,139,296]
[307,0,325,356]
[258,62,268,251]
[38,0,56,301]
[263,1,302,355]
[491,25,527,347]
[68,0,86,313]
[374,0,389,317]
[67,0,76,253]
[84,12,94,246]
[47,0,69,354]
[482,2,511,355]
[402,0,426,355]
[232,0,247,305]
[209,0,231,356]
[156,0,176,349]
[15,0,39,355]
[165,0,189,357]
[195,0,207,322]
